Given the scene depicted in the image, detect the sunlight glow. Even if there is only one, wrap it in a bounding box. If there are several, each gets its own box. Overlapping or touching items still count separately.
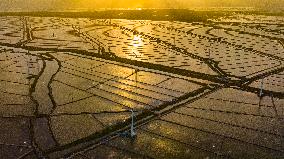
[132,35,144,48]
[0,0,281,12]
[127,35,144,58]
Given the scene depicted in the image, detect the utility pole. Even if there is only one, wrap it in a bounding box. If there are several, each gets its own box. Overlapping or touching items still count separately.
[258,78,265,108]
[259,78,264,97]
[208,40,212,60]
[130,109,136,137]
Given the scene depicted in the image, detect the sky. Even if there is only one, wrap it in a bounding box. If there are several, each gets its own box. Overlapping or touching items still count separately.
[0,0,282,11]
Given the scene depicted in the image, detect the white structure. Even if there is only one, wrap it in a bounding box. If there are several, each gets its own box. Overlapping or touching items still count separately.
[130,109,136,137]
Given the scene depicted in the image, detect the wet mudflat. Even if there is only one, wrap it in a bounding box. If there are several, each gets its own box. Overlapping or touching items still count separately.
[0,12,283,159]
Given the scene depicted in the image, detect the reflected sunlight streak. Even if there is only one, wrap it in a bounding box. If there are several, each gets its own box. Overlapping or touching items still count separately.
[129,35,144,58]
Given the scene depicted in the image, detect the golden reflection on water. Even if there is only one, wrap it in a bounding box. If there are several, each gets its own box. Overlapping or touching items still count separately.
[132,35,143,47]
[129,35,144,58]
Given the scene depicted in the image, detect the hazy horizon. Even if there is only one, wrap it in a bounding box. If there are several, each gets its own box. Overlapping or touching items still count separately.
[0,0,283,12]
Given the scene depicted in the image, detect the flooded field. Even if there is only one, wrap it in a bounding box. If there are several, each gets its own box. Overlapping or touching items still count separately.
[0,11,283,158]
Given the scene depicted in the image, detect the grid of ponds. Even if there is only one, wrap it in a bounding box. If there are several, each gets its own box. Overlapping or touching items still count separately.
[0,13,283,158]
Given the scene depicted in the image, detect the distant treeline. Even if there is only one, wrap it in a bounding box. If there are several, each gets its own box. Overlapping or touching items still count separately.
[0,9,282,22]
